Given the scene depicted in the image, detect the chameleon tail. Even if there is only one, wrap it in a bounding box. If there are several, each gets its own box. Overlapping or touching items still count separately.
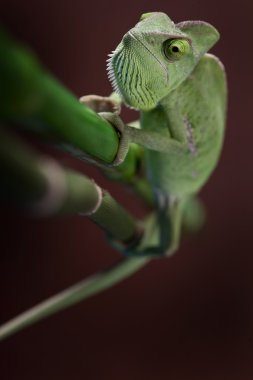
[0,257,149,341]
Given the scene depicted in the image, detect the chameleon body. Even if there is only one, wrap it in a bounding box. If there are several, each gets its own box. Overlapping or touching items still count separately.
[107,12,227,255]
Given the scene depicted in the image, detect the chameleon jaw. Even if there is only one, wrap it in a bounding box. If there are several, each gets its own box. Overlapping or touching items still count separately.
[106,48,138,110]
[106,45,159,111]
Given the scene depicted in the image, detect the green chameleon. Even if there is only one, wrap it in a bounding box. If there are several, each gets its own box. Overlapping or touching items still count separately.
[0,12,227,339]
[84,11,227,256]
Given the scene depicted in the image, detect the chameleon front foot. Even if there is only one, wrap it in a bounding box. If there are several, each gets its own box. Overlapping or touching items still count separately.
[97,112,129,166]
[80,94,121,114]
[80,95,129,166]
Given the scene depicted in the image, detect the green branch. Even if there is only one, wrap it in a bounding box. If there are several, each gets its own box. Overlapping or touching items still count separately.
[0,257,150,341]
[0,30,119,164]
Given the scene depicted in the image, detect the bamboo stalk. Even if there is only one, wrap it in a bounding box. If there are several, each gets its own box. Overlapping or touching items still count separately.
[0,128,139,239]
[88,190,139,243]
[0,128,49,203]
[0,30,120,164]
[0,129,152,341]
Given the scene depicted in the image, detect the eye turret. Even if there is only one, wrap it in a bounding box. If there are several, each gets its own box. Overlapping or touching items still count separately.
[163,39,191,61]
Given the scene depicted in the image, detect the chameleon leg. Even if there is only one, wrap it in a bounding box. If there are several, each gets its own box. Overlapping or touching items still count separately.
[152,193,185,256]
[99,118,154,206]
[181,196,206,234]
[166,199,185,255]
[121,195,190,257]
[119,196,184,257]
[138,193,205,257]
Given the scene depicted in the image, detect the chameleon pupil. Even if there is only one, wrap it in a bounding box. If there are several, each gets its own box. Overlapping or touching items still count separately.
[163,39,190,61]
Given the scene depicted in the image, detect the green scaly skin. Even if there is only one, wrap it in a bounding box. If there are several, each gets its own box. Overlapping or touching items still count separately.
[107,12,227,255]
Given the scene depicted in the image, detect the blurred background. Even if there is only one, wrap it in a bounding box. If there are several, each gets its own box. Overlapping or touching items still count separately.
[0,0,253,379]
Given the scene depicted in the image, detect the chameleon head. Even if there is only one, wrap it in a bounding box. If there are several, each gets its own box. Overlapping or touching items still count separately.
[107,12,220,111]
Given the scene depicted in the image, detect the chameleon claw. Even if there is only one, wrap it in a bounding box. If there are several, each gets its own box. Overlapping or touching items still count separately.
[98,112,129,166]
[79,94,121,115]
[79,95,128,166]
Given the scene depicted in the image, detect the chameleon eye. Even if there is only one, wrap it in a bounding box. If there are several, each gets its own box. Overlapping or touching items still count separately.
[163,39,190,61]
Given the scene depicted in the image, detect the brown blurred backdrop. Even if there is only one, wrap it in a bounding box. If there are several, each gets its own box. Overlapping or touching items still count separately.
[1,0,253,379]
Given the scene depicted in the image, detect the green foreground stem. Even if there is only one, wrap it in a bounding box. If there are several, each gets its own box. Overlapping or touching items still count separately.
[0,257,150,341]
[0,30,119,163]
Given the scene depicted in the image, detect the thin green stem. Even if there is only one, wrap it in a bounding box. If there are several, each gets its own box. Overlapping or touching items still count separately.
[0,257,150,341]
[89,191,139,243]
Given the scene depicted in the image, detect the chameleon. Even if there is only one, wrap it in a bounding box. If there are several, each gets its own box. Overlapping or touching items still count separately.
[85,11,227,256]
[0,12,227,340]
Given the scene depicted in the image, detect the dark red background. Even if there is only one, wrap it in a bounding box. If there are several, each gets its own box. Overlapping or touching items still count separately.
[1,1,253,379]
